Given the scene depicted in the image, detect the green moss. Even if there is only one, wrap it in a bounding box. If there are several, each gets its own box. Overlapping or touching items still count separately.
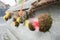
[38,14,53,32]
[29,23,35,31]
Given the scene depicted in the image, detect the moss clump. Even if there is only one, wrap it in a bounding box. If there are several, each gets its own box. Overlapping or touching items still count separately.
[29,23,35,31]
[13,21,19,27]
[38,14,53,32]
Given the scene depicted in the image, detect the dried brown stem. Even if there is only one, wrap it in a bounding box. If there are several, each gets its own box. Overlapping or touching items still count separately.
[26,0,60,17]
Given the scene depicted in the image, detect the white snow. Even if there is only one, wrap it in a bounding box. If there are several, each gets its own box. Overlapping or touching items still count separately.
[0,1,60,40]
